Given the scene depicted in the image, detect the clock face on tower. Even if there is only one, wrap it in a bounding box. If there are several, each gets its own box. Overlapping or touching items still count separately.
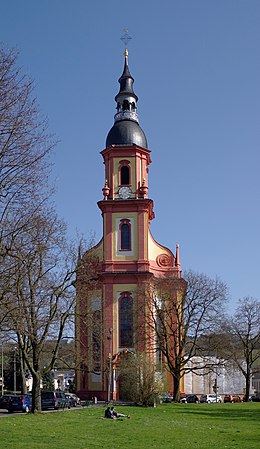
[118,186,132,199]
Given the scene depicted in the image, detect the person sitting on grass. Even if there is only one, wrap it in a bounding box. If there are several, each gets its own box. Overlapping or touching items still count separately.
[104,406,130,419]
[104,406,112,418]
[110,406,130,419]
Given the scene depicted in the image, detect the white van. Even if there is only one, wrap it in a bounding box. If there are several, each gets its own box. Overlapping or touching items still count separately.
[200,394,222,403]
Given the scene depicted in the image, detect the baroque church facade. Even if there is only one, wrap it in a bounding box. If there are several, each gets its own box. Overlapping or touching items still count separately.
[75,49,186,401]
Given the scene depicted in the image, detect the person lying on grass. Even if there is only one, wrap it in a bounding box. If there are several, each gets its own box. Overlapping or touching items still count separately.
[104,406,130,419]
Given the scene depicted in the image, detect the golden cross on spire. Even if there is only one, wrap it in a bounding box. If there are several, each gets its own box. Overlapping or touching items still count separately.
[120,29,132,48]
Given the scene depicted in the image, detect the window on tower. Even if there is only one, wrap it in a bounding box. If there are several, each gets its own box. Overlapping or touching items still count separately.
[121,165,129,185]
[119,160,131,186]
[119,293,133,347]
[120,219,131,251]
[122,99,129,111]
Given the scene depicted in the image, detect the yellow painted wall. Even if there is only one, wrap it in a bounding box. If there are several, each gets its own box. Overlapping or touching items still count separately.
[86,238,103,261]
[148,229,173,262]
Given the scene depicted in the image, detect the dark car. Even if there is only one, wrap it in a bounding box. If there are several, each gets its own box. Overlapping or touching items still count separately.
[251,394,260,402]
[41,390,68,410]
[0,394,15,409]
[7,394,32,413]
[186,394,199,404]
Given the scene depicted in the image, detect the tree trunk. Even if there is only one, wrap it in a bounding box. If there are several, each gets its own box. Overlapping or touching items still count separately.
[32,372,42,413]
[244,368,251,402]
[173,373,181,402]
[20,353,27,394]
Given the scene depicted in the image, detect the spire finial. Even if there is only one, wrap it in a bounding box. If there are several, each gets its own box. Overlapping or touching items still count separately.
[175,243,180,267]
[120,29,132,52]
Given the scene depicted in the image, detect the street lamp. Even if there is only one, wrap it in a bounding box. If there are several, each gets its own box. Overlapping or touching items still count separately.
[1,344,3,395]
[13,347,17,395]
[107,328,113,403]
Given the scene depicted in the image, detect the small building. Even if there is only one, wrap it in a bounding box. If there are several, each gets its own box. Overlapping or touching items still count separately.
[184,356,252,396]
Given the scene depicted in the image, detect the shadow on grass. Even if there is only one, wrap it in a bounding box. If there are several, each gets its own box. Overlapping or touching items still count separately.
[172,403,260,421]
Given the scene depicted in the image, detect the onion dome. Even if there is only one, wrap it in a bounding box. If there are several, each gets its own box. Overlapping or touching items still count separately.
[106,50,148,149]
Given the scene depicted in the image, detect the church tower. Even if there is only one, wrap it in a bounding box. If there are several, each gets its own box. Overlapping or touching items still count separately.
[76,48,185,401]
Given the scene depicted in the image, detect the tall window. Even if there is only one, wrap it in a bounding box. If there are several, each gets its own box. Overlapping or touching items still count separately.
[119,293,133,347]
[120,219,131,251]
[92,310,101,372]
[119,160,130,185]
[121,165,130,185]
[155,312,163,365]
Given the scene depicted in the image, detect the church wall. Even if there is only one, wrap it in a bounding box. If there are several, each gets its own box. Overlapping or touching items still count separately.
[88,238,103,260]
[75,287,104,398]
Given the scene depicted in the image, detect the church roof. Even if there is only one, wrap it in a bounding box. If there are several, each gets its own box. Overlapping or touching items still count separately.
[106,50,148,149]
[106,120,147,148]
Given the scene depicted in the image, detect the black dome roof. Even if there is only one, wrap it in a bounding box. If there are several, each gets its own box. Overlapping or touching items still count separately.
[106,120,148,149]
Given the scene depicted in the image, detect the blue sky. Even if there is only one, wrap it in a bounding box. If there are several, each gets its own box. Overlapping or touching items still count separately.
[1,0,259,311]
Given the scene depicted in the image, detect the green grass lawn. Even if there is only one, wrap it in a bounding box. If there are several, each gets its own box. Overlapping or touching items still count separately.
[0,402,259,449]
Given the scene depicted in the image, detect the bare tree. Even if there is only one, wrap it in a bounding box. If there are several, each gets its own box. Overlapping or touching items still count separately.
[222,297,260,401]
[140,270,228,401]
[1,209,77,412]
[0,44,55,291]
[0,45,78,412]
[0,44,55,328]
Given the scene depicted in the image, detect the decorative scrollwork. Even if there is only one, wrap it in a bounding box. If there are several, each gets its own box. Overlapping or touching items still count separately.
[156,253,174,267]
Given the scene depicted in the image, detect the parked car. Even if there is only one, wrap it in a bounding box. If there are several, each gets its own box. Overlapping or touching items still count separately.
[65,393,81,407]
[233,395,242,402]
[200,394,223,403]
[224,394,233,403]
[41,390,68,410]
[224,394,242,403]
[70,393,81,405]
[180,393,187,403]
[7,394,32,413]
[0,394,15,409]
[159,392,174,403]
[186,394,199,404]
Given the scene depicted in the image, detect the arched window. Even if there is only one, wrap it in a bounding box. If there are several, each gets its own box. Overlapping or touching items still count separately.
[155,311,163,365]
[119,160,131,186]
[120,219,131,251]
[119,293,133,347]
[121,165,130,185]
